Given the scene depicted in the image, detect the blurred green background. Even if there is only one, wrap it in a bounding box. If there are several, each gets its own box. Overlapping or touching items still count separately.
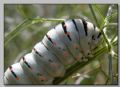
[4,4,118,85]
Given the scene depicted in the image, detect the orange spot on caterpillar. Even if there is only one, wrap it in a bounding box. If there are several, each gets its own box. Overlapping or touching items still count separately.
[63,51,69,57]
[75,55,81,61]
[39,76,46,81]
[51,42,57,48]
[16,77,19,80]
[50,63,60,68]
[65,32,70,35]
[73,44,79,49]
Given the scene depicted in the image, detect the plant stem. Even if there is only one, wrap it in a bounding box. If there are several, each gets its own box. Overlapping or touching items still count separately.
[29,17,65,23]
[53,4,117,85]
[108,53,113,84]
[110,31,117,43]
[89,5,111,52]
[5,17,64,46]
[100,4,115,52]
[103,23,118,29]
[105,5,115,84]
[99,67,109,79]
[89,5,100,27]
[93,5,105,26]
[5,19,29,46]
[53,46,107,84]
[53,39,117,84]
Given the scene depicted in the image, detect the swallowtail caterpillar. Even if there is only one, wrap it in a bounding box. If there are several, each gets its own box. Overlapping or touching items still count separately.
[4,18,102,84]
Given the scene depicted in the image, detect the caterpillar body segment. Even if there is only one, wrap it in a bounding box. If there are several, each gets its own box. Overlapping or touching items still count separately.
[90,27,101,49]
[4,63,31,84]
[42,29,76,66]
[56,20,83,61]
[20,53,54,84]
[63,19,84,59]
[73,19,91,57]
[32,42,65,77]
[4,76,10,84]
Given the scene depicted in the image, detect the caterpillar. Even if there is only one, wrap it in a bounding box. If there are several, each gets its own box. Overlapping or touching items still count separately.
[4,18,102,84]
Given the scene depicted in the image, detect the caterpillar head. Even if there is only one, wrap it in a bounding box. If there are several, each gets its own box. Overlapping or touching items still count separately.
[90,27,102,49]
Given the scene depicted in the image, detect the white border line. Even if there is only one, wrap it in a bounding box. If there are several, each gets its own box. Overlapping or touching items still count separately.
[0,1,120,87]
[0,3,4,86]
[2,0,120,4]
[118,3,120,85]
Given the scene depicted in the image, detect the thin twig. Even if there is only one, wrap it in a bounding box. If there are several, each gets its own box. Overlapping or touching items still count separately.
[111,32,118,43]
[53,39,117,84]
[5,17,64,46]
[89,5,111,52]
[5,19,29,46]
[105,4,115,84]
[99,67,109,79]
[53,40,117,84]
[93,5,105,26]
[105,77,110,84]
[102,23,118,29]
[100,5,115,52]
[53,48,106,84]
[108,53,113,84]
[89,5,100,27]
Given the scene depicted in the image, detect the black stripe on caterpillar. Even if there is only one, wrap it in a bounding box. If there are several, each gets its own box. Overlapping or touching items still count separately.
[4,19,102,84]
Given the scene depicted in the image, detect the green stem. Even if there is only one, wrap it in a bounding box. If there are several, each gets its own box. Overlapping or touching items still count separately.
[5,17,64,46]
[99,67,109,79]
[5,19,29,46]
[102,23,118,29]
[108,53,113,84]
[111,31,117,43]
[89,5,100,27]
[53,39,117,84]
[105,77,110,84]
[53,46,108,84]
[100,30,111,51]
[99,5,115,52]
[93,5,105,25]
[29,17,65,22]
[89,5,112,52]
[16,5,27,18]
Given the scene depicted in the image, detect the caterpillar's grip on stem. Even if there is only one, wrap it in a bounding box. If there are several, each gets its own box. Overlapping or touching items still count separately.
[4,19,101,84]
